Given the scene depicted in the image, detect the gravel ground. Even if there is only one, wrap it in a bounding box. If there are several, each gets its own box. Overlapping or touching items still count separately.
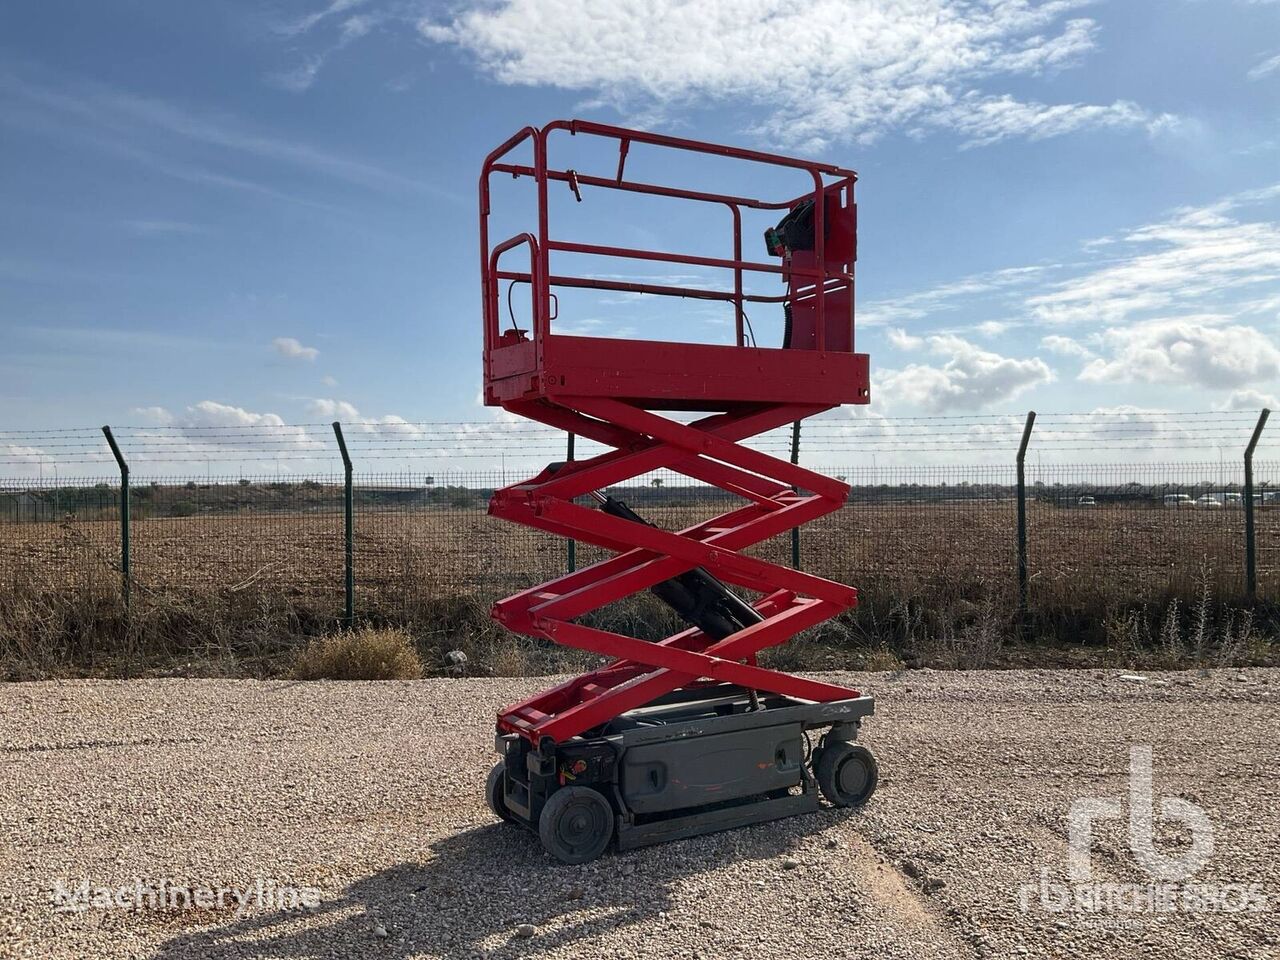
[2,669,1278,959]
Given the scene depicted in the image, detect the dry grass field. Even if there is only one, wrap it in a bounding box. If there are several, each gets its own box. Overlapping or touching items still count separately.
[4,501,1274,599]
[1,501,1276,677]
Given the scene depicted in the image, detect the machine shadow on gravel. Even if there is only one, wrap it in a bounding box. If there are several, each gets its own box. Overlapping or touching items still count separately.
[154,812,846,959]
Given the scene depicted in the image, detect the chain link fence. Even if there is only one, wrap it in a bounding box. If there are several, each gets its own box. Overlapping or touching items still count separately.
[3,461,1277,623]
[2,412,1277,672]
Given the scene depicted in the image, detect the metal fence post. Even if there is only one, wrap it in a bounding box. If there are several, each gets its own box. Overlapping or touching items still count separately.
[1244,408,1270,602]
[332,421,354,628]
[790,420,801,569]
[1015,411,1037,641]
[566,432,577,573]
[101,425,130,616]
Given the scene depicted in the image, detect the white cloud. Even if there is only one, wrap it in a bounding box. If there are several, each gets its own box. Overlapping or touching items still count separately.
[305,397,361,419]
[854,183,1280,344]
[552,317,637,338]
[0,442,55,472]
[1079,318,1280,389]
[420,1,1164,148]
[1028,190,1280,325]
[1248,51,1280,80]
[321,374,339,387]
[130,405,175,424]
[183,400,292,430]
[356,414,427,437]
[975,320,1010,337]
[268,1,382,92]
[272,337,320,361]
[2,75,438,198]
[269,58,326,94]
[937,93,1170,148]
[861,266,1048,327]
[275,0,369,38]
[879,334,1053,412]
[1216,388,1279,411]
[341,14,374,40]
[112,402,329,470]
[1039,334,1094,359]
[886,327,923,350]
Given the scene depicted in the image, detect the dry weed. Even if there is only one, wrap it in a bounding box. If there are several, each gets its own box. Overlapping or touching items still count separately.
[293,627,423,681]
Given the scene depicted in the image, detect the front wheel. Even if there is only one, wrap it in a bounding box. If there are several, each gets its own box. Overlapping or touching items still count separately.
[815,741,878,807]
[538,786,614,864]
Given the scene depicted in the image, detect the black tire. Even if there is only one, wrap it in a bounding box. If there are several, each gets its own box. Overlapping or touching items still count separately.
[815,741,878,808]
[486,760,513,823]
[537,786,614,864]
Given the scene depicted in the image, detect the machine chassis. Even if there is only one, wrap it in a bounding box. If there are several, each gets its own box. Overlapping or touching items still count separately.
[491,686,875,860]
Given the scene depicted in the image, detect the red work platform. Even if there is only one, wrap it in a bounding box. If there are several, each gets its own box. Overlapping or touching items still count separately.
[480,120,870,747]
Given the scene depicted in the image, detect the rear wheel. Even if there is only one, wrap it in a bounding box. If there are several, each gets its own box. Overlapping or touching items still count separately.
[816,741,878,807]
[538,786,614,864]
[485,760,513,823]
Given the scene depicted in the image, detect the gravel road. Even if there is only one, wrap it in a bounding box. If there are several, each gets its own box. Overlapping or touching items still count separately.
[3,669,1278,959]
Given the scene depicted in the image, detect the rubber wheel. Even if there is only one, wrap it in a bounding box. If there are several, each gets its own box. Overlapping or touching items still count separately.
[538,786,614,864]
[816,741,878,807]
[485,760,513,823]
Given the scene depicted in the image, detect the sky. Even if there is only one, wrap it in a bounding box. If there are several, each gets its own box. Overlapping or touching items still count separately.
[2,0,1279,475]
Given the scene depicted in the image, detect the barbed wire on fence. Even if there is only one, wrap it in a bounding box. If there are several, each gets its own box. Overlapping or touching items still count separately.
[0,409,1274,477]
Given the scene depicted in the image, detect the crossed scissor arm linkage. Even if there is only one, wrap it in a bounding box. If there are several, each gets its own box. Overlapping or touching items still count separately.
[490,397,862,744]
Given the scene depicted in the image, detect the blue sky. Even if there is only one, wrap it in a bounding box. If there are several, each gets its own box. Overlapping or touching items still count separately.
[2,0,1279,473]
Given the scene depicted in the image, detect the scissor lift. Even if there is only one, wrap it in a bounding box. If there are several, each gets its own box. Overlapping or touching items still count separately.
[480,121,877,863]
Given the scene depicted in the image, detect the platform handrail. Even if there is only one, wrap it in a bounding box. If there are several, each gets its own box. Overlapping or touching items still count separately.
[491,272,847,303]
[540,121,835,350]
[546,240,849,284]
[481,120,855,354]
[479,126,539,215]
[555,118,857,180]
[485,233,544,364]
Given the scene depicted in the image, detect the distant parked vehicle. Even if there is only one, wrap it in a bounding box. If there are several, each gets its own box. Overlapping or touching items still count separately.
[1077,495,1097,508]
[1222,492,1243,507]
[1163,494,1194,508]
[1194,494,1223,509]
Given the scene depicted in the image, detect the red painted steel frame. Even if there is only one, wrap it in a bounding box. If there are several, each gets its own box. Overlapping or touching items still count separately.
[480,121,869,745]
